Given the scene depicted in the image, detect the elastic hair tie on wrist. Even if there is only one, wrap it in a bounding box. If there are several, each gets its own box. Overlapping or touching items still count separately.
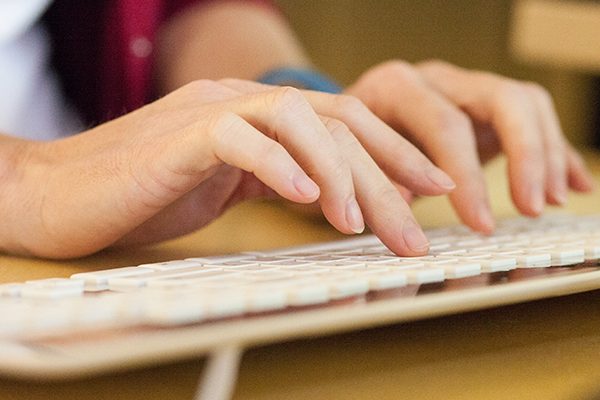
[257,67,342,94]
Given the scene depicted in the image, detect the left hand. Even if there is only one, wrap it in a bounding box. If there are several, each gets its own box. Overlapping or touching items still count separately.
[345,60,595,233]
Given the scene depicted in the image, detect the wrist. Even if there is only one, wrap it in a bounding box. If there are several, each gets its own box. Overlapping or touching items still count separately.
[0,138,39,255]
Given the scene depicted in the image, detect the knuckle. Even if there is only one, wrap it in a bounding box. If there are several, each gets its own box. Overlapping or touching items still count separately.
[494,80,530,106]
[265,87,312,134]
[324,118,363,156]
[513,139,541,164]
[433,108,474,139]
[379,60,416,80]
[324,118,352,140]
[254,141,285,171]
[324,150,351,184]
[218,78,240,87]
[208,111,241,149]
[547,136,567,159]
[211,110,239,131]
[333,94,368,119]
[182,79,222,94]
[179,79,232,103]
[390,146,425,173]
[526,82,554,105]
[371,185,402,206]
[270,86,308,112]
[554,137,567,151]
[548,151,566,171]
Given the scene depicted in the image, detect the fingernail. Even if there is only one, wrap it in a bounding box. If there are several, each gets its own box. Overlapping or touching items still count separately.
[345,198,365,234]
[553,187,567,206]
[585,174,597,190]
[530,186,545,215]
[293,173,319,199]
[402,218,429,252]
[427,168,456,190]
[552,191,567,206]
[478,202,495,232]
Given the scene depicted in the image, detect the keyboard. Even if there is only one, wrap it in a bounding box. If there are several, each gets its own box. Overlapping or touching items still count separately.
[1,213,600,381]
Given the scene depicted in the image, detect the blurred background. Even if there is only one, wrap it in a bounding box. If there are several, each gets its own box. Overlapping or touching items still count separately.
[276,0,600,150]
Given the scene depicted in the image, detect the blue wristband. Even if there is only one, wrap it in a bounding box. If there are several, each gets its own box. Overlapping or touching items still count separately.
[257,67,342,94]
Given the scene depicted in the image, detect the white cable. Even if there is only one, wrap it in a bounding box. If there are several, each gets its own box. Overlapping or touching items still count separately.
[194,345,243,400]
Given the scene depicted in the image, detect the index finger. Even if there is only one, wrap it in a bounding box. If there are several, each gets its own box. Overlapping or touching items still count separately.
[220,86,365,235]
[219,78,457,197]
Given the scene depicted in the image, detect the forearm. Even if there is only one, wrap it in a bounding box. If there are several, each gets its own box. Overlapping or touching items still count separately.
[154,1,311,94]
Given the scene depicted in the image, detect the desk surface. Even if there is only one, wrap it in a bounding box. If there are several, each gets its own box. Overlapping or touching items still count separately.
[1,155,599,400]
[511,0,600,73]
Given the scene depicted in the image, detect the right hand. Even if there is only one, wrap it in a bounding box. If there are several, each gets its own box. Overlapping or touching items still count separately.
[344,60,596,233]
[0,80,454,259]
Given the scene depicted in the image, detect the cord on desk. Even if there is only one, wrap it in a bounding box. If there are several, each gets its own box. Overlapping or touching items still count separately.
[194,345,243,400]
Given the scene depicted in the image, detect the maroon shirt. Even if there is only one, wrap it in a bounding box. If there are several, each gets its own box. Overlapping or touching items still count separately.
[43,0,272,127]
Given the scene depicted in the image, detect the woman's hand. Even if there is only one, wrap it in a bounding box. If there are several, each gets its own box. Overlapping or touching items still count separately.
[0,79,454,259]
[345,60,596,233]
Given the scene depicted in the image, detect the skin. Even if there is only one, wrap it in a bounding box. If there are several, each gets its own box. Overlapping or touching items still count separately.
[0,82,450,258]
[155,2,594,234]
[346,60,595,232]
[0,1,594,259]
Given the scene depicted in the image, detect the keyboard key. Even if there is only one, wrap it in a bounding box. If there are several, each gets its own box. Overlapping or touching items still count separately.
[21,279,84,299]
[143,291,207,325]
[108,267,224,291]
[185,255,253,264]
[430,262,482,279]
[0,283,24,298]
[404,268,445,284]
[137,260,203,271]
[278,282,330,306]
[355,271,408,290]
[515,253,552,268]
[460,253,517,272]
[325,278,370,299]
[71,266,153,291]
[246,289,288,312]
[549,248,585,266]
[585,244,600,260]
[206,292,247,319]
[1,212,598,342]
[20,286,83,300]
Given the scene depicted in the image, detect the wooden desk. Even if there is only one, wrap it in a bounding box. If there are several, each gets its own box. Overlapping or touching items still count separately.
[0,155,599,400]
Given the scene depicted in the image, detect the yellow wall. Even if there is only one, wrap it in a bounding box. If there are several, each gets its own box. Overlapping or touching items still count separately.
[276,0,596,148]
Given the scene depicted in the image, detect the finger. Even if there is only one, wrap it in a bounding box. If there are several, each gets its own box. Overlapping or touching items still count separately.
[354,62,494,233]
[322,116,429,255]
[565,144,596,192]
[417,61,547,216]
[524,83,567,205]
[220,78,456,196]
[218,87,363,235]
[305,92,456,196]
[392,181,415,204]
[204,111,320,204]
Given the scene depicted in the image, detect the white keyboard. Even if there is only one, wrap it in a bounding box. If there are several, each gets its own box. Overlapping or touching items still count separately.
[1,213,600,343]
